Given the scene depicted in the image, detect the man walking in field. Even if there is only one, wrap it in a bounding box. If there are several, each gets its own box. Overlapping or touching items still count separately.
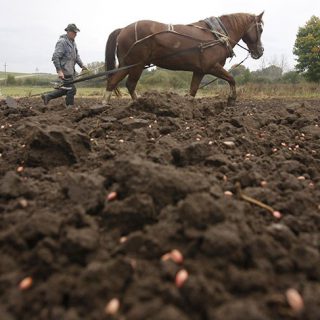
[41,23,87,108]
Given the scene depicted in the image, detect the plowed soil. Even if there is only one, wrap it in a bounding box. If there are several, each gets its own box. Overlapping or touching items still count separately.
[0,92,320,320]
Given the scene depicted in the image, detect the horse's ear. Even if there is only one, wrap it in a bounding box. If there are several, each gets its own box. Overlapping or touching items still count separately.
[257,11,264,21]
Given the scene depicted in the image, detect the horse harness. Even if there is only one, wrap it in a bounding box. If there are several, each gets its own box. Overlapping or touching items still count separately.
[202,17,235,57]
[130,17,237,62]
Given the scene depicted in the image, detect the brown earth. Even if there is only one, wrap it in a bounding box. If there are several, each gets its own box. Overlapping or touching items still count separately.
[0,92,320,320]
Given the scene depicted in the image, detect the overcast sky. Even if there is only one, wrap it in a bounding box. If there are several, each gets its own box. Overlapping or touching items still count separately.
[0,0,319,74]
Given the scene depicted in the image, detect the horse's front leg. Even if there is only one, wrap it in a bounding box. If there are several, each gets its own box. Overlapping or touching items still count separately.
[102,89,113,105]
[126,67,144,100]
[210,64,236,105]
[189,72,204,97]
[103,69,130,104]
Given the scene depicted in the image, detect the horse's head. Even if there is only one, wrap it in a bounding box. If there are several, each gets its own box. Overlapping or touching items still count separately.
[242,12,264,59]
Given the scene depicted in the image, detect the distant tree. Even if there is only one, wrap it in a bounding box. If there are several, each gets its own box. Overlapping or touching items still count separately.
[268,54,289,72]
[229,64,247,77]
[251,65,282,82]
[229,65,251,84]
[293,15,320,82]
[23,77,34,86]
[140,68,191,89]
[77,61,105,87]
[7,74,16,85]
[281,71,303,84]
[87,61,104,74]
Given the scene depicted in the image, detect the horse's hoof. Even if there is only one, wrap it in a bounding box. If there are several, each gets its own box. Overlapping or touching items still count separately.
[227,98,236,106]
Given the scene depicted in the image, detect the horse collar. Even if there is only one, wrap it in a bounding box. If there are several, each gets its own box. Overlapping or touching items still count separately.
[204,17,235,57]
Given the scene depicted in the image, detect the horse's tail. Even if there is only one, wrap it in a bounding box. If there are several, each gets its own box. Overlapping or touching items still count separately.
[105,28,122,97]
[105,28,121,72]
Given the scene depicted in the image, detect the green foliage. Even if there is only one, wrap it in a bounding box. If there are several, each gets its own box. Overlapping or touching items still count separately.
[7,74,16,85]
[139,68,191,89]
[281,71,303,84]
[229,65,252,84]
[2,56,315,92]
[77,61,106,87]
[229,64,247,77]
[251,65,283,82]
[87,61,105,72]
[3,82,319,99]
[293,15,320,82]
[23,78,34,86]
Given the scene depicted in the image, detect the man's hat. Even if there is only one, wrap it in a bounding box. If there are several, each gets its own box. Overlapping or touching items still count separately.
[64,23,80,32]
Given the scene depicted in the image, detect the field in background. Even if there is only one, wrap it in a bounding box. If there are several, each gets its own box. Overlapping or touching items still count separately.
[235,83,320,99]
[0,71,34,79]
[0,86,108,98]
[1,83,319,100]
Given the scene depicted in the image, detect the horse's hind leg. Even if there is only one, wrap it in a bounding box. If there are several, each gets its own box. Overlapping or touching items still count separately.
[126,67,144,100]
[103,69,129,104]
[189,72,204,97]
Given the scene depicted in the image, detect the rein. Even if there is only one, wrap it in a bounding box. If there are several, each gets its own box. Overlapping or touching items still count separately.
[188,21,251,54]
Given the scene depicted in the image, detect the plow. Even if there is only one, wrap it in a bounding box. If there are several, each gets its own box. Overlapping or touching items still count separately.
[0,62,143,108]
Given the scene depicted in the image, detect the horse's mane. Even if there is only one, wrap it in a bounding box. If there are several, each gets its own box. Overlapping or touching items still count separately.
[221,13,255,33]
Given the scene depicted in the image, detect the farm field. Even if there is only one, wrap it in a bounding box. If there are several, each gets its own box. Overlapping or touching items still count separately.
[1,83,319,100]
[0,72,34,79]
[0,92,320,319]
[0,86,108,99]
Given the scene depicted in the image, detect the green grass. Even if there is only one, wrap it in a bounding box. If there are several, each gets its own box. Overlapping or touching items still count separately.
[237,83,320,99]
[0,71,30,77]
[0,86,110,98]
[0,86,53,98]
[0,72,38,80]
[1,83,319,99]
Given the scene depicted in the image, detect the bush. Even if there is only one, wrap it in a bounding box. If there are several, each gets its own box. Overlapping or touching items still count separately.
[6,74,16,85]
[281,71,303,84]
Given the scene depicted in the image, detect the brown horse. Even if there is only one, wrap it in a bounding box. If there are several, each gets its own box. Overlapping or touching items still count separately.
[104,12,264,104]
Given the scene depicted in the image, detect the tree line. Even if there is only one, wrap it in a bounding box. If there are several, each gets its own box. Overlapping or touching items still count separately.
[1,62,308,89]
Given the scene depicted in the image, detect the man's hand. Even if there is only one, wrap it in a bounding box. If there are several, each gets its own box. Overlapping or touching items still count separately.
[80,66,89,75]
[57,70,64,79]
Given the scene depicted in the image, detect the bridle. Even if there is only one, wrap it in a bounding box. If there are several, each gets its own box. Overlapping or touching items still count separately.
[244,17,264,45]
[210,16,264,54]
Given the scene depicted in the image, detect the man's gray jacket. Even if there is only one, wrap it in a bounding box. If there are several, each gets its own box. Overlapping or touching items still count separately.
[52,34,84,76]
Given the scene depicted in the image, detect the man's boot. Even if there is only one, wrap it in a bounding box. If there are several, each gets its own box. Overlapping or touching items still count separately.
[41,94,50,105]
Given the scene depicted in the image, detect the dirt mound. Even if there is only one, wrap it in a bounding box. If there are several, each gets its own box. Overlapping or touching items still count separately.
[0,92,320,319]
[21,123,91,167]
